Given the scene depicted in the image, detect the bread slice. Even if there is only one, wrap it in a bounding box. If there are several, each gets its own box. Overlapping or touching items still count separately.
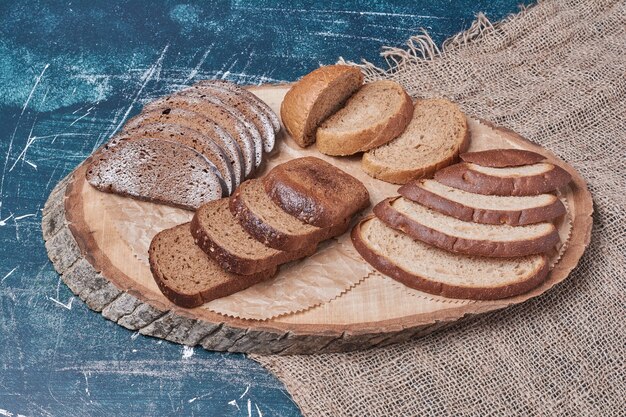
[399,179,566,225]
[229,179,350,251]
[149,223,276,308]
[281,65,364,147]
[316,80,413,156]
[434,162,572,196]
[460,149,546,167]
[124,108,245,186]
[374,197,560,258]
[362,98,470,184]
[86,137,222,210]
[351,216,550,300]
[191,199,317,275]
[262,157,370,228]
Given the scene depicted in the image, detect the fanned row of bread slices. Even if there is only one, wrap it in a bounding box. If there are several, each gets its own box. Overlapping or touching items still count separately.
[86,80,280,210]
[352,149,572,300]
[149,157,370,308]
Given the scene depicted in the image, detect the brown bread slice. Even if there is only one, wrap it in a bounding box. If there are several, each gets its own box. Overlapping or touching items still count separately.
[262,157,370,228]
[191,199,317,275]
[149,223,276,308]
[460,149,546,167]
[374,197,560,258]
[399,179,566,225]
[434,162,572,196]
[86,137,222,210]
[281,65,364,147]
[229,179,350,251]
[362,98,470,184]
[351,216,550,300]
[316,80,414,156]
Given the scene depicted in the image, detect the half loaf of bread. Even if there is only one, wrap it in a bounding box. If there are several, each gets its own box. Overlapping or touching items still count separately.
[460,149,546,167]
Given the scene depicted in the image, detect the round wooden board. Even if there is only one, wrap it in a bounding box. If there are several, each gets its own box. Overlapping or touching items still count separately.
[42,85,593,355]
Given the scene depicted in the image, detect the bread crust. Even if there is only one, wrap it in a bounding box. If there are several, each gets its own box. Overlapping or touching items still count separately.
[351,217,550,300]
[374,197,560,258]
[460,149,546,167]
[399,180,566,226]
[435,162,572,196]
[281,65,364,147]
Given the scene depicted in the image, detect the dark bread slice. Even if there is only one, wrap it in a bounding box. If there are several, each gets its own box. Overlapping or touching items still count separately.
[229,179,350,251]
[124,108,245,186]
[149,223,276,308]
[351,216,550,300]
[435,162,572,196]
[143,95,257,178]
[86,137,222,210]
[262,157,370,228]
[399,179,566,225]
[374,197,560,258]
[191,199,317,275]
[460,149,546,167]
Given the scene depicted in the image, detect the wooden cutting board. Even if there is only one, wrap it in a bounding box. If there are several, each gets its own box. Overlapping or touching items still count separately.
[42,85,593,354]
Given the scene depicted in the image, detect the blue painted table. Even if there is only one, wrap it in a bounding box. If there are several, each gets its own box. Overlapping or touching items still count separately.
[0,1,530,415]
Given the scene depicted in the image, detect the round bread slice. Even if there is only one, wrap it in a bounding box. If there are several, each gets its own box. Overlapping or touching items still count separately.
[191,199,317,275]
[149,223,277,308]
[124,108,245,186]
[399,179,566,225]
[374,197,560,258]
[281,65,364,147]
[229,179,350,251]
[143,95,257,178]
[460,149,546,167]
[362,98,470,184]
[351,216,550,300]
[316,80,414,156]
[434,162,572,196]
[86,137,223,210]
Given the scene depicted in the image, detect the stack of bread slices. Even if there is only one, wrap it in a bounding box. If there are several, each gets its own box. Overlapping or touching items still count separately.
[86,80,280,210]
[149,157,370,308]
[352,149,572,300]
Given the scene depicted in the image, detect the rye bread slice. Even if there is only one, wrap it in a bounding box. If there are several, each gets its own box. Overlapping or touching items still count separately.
[262,157,370,228]
[351,216,550,300]
[460,149,546,167]
[191,199,317,275]
[86,137,222,210]
[399,179,566,225]
[435,162,572,196]
[374,197,560,258]
[149,223,276,308]
[229,179,350,251]
[316,80,414,156]
[143,95,257,177]
[362,98,470,184]
[124,108,245,186]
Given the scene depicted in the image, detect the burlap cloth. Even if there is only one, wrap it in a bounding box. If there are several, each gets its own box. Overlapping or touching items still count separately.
[251,0,626,415]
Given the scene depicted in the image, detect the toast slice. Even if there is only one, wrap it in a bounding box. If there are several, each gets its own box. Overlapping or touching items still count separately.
[262,157,370,228]
[316,80,414,156]
[191,199,317,275]
[281,65,364,147]
[362,98,470,184]
[460,149,546,167]
[230,179,350,251]
[435,162,572,196]
[351,216,550,300]
[86,137,222,210]
[399,179,566,225]
[149,223,276,308]
[374,197,560,258]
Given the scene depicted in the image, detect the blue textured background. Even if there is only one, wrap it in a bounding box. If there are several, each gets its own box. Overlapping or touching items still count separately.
[0,1,530,416]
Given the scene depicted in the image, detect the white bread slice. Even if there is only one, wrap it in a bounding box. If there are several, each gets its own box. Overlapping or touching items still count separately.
[316,80,413,156]
[351,216,549,300]
[399,179,566,225]
[281,65,364,147]
[362,98,470,184]
[374,197,560,257]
